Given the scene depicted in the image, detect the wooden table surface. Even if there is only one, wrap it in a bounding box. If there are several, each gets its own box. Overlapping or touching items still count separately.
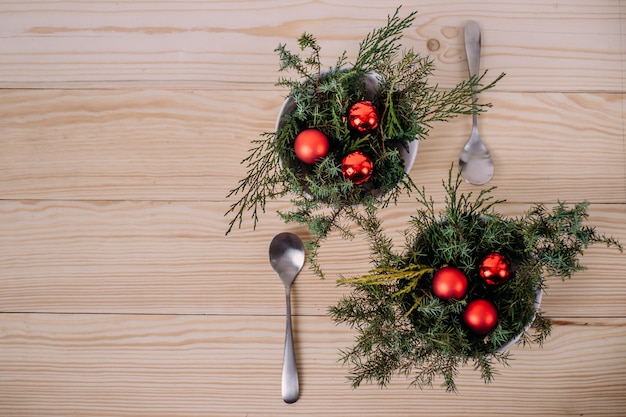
[1,1,625,416]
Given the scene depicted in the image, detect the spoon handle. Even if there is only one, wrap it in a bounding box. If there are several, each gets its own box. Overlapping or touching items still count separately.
[464,21,481,82]
[282,287,299,403]
[465,20,481,126]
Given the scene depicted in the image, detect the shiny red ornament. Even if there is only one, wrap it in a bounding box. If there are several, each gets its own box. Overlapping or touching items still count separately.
[463,299,498,335]
[341,151,373,184]
[431,266,468,301]
[479,253,512,285]
[347,101,379,133]
[293,129,329,164]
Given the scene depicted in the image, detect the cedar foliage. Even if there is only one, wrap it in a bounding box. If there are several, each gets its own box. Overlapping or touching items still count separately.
[225,8,503,277]
[330,169,622,391]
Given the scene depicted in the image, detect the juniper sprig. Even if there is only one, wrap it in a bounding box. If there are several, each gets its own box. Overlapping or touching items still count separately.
[226,8,504,278]
[330,168,622,391]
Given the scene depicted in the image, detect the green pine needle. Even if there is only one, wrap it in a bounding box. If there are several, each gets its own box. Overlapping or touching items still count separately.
[329,167,622,391]
[226,8,504,279]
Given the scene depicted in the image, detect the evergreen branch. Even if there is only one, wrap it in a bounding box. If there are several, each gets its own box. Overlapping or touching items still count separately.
[275,32,322,83]
[353,7,418,71]
[225,133,286,234]
[330,166,622,391]
[338,264,434,288]
[226,8,504,257]
[523,201,623,279]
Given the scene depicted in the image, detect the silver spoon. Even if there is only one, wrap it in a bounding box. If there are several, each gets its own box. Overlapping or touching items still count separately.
[458,20,494,185]
[269,232,305,404]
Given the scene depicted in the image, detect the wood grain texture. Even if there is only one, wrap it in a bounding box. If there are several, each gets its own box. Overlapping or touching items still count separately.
[0,1,622,90]
[0,1,625,415]
[1,90,624,202]
[0,201,624,317]
[0,314,625,417]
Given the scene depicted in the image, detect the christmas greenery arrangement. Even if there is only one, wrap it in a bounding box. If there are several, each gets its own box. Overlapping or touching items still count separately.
[225,8,503,276]
[330,169,622,392]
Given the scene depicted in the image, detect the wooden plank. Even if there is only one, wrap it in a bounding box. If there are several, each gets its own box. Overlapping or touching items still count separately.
[1,89,624,202]
[0,313,624,416]
[1,200,624,316]
[0,2,623,415]
[0,1,621,90]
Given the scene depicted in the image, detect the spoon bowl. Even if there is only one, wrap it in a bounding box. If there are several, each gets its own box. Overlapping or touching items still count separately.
[458,20,494,185]
[269,232,305,404]
[459,124,494,185]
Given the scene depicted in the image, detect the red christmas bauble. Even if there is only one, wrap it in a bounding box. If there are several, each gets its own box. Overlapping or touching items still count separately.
[347,101,379,133]
[463,299,498,334]
[341,151,373,184]
[294,129,329,164]
[431,266,468,301]
[479,253,512,285]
